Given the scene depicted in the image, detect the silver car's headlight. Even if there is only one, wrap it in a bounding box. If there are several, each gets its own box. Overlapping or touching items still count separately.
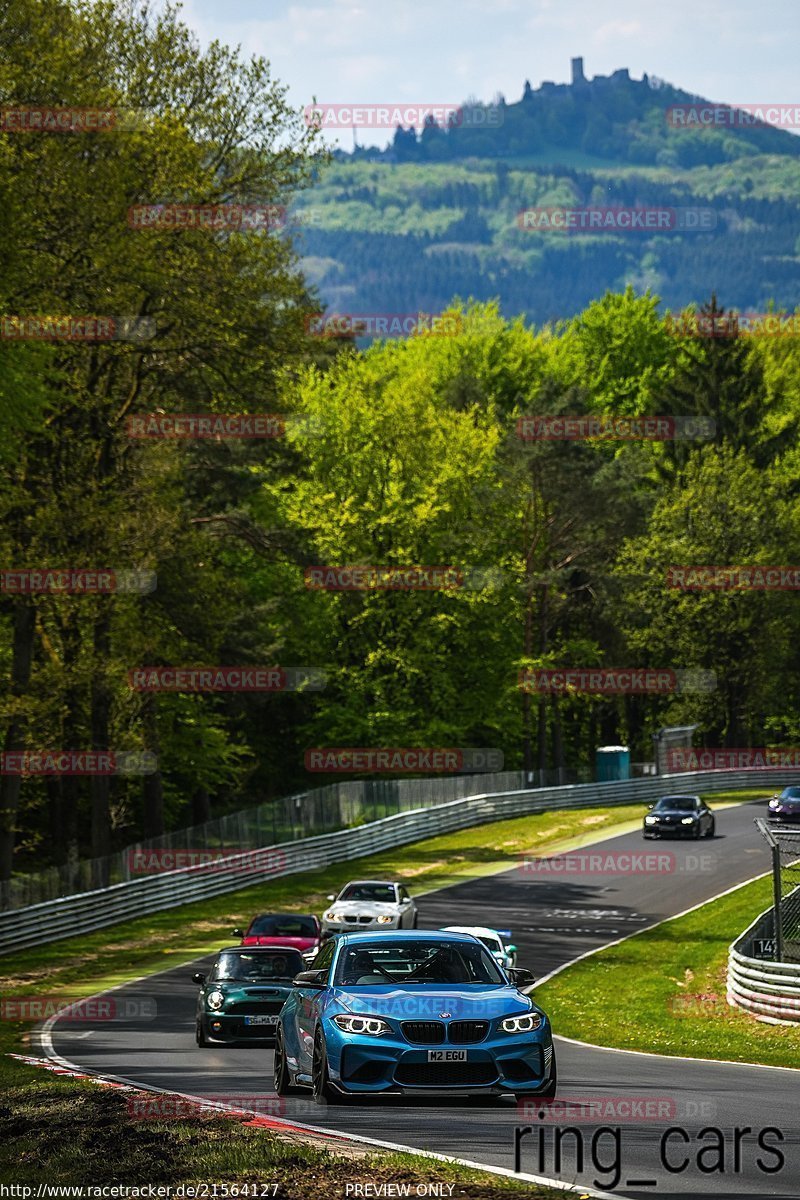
[324,910,342,922]
[376,915,394,924]
[332,1014,391,1036]
[207,990,225,1010]
[681,817,694,825]
[500,1012,542,1033]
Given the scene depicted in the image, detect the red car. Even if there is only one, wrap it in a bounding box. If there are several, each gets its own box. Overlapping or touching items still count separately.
[233,913,321,963]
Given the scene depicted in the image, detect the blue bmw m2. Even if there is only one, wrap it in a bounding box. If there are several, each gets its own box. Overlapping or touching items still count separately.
[273,930,556,1103]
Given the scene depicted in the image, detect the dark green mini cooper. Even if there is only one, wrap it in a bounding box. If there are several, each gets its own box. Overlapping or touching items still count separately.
[193,946,304,1046]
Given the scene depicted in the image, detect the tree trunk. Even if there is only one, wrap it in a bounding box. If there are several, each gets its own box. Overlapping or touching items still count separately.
[552,694,564,779]
[537,583,549,772]
[192,787,211,827]
[141,693,164,838]
[90,605,112,876]
[0,599,36,883]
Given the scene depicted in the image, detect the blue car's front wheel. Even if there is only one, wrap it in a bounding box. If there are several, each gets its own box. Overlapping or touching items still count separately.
[312,1029,344,1105]
[273,1027,293,1095]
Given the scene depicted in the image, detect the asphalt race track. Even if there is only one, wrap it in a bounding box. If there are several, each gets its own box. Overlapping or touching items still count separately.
[47,797,800,1199]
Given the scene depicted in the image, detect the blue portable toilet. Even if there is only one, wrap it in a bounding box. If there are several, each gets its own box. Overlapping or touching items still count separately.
[596,745,630,782]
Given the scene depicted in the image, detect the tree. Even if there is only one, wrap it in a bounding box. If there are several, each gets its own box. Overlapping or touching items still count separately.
[0,0,321,880]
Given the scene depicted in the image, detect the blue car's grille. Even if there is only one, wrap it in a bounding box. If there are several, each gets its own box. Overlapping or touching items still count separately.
[449,1020,489,1043]
[401,1021,445,1044]
[401,1020,489,1044]
[395,1062,497,1087]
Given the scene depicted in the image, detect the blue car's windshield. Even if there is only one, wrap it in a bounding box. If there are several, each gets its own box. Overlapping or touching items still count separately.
[654,797,696,811]
[334,939,505,986]
[779,788,800,801]
[213,950,303,981]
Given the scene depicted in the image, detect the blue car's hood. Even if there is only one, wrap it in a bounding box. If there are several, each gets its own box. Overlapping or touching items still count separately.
[331,985,535,1021]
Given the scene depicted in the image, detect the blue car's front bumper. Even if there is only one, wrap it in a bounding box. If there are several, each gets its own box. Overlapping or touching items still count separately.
[323,1024,553,1094]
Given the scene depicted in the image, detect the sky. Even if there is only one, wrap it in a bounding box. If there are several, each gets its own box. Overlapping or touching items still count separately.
[174,0,800,147]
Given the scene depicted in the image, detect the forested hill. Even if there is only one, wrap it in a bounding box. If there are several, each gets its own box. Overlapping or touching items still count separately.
[342,65,800,168]
[294,65,800,326]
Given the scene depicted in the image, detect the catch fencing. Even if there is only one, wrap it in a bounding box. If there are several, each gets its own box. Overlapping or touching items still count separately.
[2,768,571,911]
[1,768,794,957]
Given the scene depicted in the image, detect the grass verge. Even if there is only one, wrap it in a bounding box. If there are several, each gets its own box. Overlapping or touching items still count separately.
[536,872,800,1068]
[0,1078,563,1196]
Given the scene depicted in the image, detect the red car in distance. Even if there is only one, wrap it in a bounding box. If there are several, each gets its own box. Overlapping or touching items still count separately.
[233,913,321,964]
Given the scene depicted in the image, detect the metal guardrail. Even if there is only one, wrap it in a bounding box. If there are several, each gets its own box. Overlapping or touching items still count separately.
[1,767,794,957]
[2,768,579,910]
[728,907,800,1023]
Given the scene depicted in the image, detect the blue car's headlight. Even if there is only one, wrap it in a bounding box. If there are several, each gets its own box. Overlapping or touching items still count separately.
[500,1013,542,1034]
[680,817,694,825]
[207,990,225,1010]
[332,1014,391,1036]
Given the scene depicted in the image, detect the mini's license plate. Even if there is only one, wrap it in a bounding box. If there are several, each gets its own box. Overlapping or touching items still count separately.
[244,1015,279,1026]
[427,1049,467,1062]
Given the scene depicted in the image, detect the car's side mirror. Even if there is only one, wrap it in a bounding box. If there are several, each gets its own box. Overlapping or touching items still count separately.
[327,894,336,902]
[507,944,517,955]
[192,972,206,985]
[232,928,244,938]
[508,967,536,987]
[293,970,328,989]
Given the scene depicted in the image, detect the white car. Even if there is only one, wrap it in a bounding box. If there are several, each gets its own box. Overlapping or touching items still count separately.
[322,880,417,938]
[441,925,517,971]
